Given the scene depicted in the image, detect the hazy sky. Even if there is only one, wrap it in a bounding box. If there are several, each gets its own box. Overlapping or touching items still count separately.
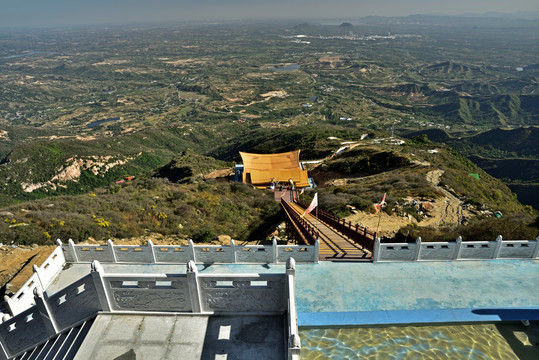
[1,0,538,28]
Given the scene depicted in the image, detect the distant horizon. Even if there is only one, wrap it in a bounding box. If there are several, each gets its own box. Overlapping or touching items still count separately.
[1,12,539,31]
[1,0,538,29]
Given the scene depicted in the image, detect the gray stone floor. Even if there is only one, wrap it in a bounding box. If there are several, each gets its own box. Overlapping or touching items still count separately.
[74,314,285,360]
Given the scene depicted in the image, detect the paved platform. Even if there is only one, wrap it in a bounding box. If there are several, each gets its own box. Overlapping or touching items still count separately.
[74,314,285,360]
[48,259,539,327]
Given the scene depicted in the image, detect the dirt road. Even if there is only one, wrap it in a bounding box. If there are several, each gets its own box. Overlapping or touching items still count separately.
[422,169,466,228]
[346,169,469,237]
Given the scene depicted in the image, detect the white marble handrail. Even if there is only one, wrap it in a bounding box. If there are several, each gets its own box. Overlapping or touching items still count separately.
[0,260,298,360]
[373,235,539,262]
[3,244,65,317]
[60,238,319,264]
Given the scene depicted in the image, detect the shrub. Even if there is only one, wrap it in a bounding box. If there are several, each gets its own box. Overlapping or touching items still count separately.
[393,215,538,242]
[350,196,371,211]
[191,228,216,243]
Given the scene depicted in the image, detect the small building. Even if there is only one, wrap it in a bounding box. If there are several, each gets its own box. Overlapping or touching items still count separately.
[239,150,310,188]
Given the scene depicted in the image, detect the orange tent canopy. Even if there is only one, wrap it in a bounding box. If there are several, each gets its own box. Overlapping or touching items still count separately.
[240,150,310,187]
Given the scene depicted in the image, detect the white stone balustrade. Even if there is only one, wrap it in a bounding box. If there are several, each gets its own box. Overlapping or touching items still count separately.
[3,238,315,319]
[0,260,298,359]
[3,243,66,317]
[373,235,539,262]
[61,238,319,264]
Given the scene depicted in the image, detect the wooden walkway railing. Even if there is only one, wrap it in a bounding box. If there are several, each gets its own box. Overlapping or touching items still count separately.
[296,200,376,253]
[282,199,371,260]
[281,199,319,245]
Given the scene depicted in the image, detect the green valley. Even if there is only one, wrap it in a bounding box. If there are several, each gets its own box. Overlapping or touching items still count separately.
[0,16,538,246]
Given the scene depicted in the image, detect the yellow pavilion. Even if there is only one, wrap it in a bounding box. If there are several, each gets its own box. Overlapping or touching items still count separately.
[239,150,310,188]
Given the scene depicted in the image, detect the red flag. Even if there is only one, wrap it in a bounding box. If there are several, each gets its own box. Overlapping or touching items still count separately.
[302,193,318,217]
[374,193,387,212]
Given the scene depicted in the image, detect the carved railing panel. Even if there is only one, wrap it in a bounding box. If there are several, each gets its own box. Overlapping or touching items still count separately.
[48,275,100,331]
[458,241,497,259]
[75,245,115,262]
[114,246,153,263]
[378,244,416,261]
[104,275,192,312]
[154,246,191,263]
[235,246,273,263]
[419,243,458,260]
[498,241,536,258]
[0,308,50,355]
[199,275,285,313]
[277,246,314,263]
[193,246,234,264]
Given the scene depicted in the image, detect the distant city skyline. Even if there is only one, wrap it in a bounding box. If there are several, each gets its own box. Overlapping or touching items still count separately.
[1,0,538,28]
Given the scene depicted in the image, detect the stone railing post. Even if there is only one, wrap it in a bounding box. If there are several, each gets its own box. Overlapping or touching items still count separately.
[532,236,539,259]
[372,238,381,262]
[288,333,301,360]
[32,265,45,290]
[314,239,320,263]
[55,239,66,266]
[33,288,58,336]
[55,239,65,263]
[286,257,296,277]
[107,239,118,263]
[186,261,202,313]
[90,261,111,312]
[272,238,278,264]
[189,240,196,263]
[453,236,463,260]
[413,237,422,261]
[230,240,237,263]
[148,240,156,263]
[68,239,79,262]
[493,235,503,259]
